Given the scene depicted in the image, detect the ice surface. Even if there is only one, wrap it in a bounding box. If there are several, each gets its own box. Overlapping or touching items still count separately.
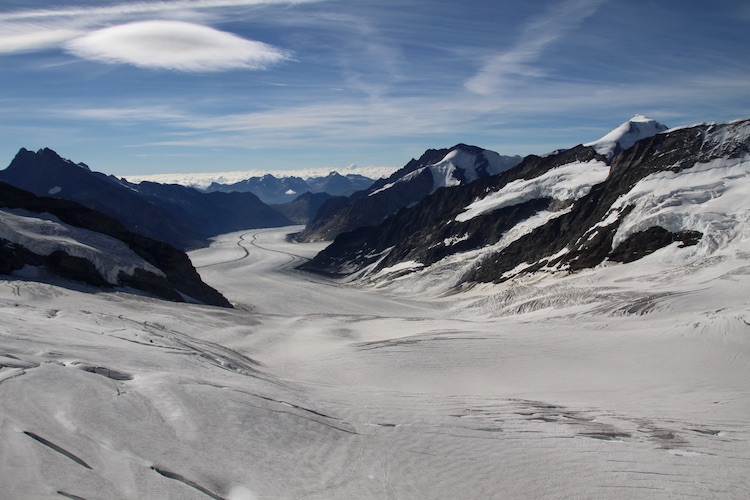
[455,160,609,222]
[0,208,164,283]
[1,226,748,499]
[610,156,750,257]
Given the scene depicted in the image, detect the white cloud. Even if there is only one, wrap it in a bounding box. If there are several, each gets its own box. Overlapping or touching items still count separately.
[0,0,322,23]
[64,20,289,71]
[0,22,86,53]
[465,0,606,94]
[0,0,319,63]
[49,74,736,151]
[64,105,189,122]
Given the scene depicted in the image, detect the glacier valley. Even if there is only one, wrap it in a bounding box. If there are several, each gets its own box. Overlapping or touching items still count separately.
[1,225,748,499]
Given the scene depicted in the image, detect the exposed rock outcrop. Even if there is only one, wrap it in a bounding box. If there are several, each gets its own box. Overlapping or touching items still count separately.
[0,182,232,307]
[0,148,292,250]
[301,118,750,289]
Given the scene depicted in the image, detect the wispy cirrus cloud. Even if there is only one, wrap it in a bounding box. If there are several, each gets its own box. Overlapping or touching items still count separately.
[465,0,606,94]
[0,0,323,23]
[62,105,190,122]
[0,24,83,53]
[51,72,737,151]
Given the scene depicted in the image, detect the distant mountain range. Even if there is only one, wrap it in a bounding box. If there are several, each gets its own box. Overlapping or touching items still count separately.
[4,115,747,301]
[204,172,374,205]
[301,117,750,292]
[0,148,293,250]
[270,191,339,225]
[295,144,523,242]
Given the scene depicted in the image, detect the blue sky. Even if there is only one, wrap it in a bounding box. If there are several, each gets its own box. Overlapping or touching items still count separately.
[1,0,749,176]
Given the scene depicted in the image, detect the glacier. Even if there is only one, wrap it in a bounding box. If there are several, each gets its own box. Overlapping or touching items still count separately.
[1,226,748,499]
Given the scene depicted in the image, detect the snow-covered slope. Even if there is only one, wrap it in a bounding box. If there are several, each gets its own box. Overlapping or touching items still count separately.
[1,208,164,284]
[455,159,609,222]
[370,145,519,196]
[301,143,606,278]
[303,118,750,293]
[611,153,750,260]
[1,227,748,499]
[297,144,522,242]
[585,114,669,160]
[0,182,231,306]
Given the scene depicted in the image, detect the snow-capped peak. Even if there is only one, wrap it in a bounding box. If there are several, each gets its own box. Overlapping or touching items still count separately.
[585,115,669,160]
[369,145,520,197]
[429,147,486,190]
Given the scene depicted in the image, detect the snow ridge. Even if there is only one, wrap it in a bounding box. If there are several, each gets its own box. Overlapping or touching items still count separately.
[585,114,669,160]
[305,117,750,295]
[373,147,519,196]
[455,159,609,222]
[1,208,164,283]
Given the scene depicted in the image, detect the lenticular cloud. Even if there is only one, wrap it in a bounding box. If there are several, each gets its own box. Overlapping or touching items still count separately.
[65,20,289,71]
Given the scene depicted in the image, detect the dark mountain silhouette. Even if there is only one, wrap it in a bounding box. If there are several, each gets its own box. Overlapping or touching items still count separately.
[204,171,374,204]
[271,191,340,225]
[0,148,292,250]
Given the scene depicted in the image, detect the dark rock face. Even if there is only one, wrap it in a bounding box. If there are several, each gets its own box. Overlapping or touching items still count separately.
[205,174,312,204]
[271,192,340,225]
[131,181,293,244]
[609,227,703,264]
[299,167,435,243]
[306,172,374,197]
[468,120,746,283]
[296,144,522,242]
[205,172,374,204]
[0,239,43,276]
[302,119,749,286]
[0,182,232,307]
[301,144,602,275]
[0,148,292,250]
[297,144,521,241]
[46,250,112,288]
[0,148,197,249]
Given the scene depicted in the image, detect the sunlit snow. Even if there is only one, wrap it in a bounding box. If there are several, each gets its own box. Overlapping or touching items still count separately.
[585,114,668,160]
[369,148,515,197]
[1,226,748,498]
[610,156,750,257]
[0,208,164,283]
[455,159,609,222]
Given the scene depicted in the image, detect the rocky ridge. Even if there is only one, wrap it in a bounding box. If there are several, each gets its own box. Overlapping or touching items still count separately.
[0,148,292,250]
[0,182,232,307]
[301,117,750,290]
[296,144,522,242]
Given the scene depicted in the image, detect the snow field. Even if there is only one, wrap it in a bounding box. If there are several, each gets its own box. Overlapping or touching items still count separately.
[0,227,748,498]
[455,160,609,222]
[0,208,164,283]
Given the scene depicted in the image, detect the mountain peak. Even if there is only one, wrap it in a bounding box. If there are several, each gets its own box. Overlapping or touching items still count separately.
[585,115,669,160]
[8,147,91,172]
[629,113,654,122]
